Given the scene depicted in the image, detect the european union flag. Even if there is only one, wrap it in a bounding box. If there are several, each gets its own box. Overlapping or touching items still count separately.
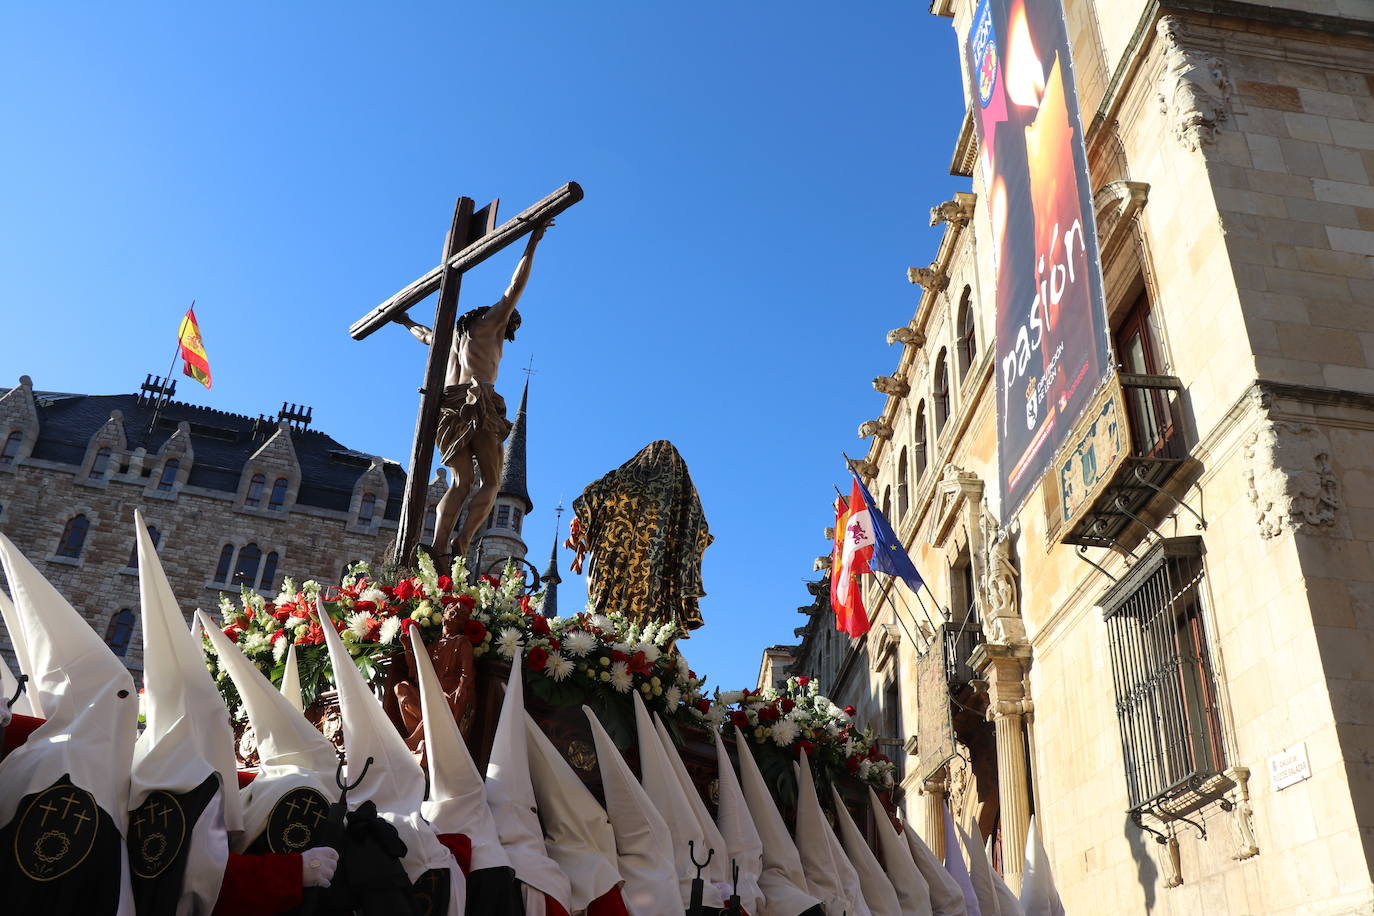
[853,475,924,594]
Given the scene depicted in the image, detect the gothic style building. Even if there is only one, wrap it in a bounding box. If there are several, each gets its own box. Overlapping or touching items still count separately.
[783,3,1374,913]
[0,373,544,672]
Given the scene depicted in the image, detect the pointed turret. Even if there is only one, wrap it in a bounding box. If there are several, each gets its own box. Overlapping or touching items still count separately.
[541,509,563,618]
[499,379,532,513]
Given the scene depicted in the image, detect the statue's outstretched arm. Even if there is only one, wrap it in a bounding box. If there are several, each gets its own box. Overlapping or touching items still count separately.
[484,218,553,328]
[392,315,433,345]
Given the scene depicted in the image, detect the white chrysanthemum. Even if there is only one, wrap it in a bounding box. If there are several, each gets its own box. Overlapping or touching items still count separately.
[675,653,690,677]
[496,627,522,659]
[609,661,632,693]
[717,690,745,706]
[770,719,800,746]
[360,587,388,607]
[590,613,612,631]
[379,617,402,645]
[564,630,597,658]
[637,643,661,664]
[858,759,873,781]
[285,616,307,630]
[347,612,376,638]
[664,685,682,708]
[546,653,574,682]
[272,635,288,663]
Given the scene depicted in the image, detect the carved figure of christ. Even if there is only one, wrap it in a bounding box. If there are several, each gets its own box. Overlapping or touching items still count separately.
[394,218,552,559]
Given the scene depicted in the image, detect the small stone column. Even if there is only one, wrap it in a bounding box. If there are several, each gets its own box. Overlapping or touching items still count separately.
[921,768,949,861]
[972,642,1033,892]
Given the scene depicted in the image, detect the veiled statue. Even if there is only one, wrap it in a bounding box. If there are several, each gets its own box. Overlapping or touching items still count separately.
[566,440,712,634]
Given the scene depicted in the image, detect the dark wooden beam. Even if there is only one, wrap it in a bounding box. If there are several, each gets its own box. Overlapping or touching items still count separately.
[351,181,583,341]
[393,196,475,564]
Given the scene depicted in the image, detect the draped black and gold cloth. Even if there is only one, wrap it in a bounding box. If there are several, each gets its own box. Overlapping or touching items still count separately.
[572,440,712,633]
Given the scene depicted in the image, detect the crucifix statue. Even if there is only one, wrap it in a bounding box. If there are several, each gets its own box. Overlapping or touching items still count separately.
[349,182,583,566]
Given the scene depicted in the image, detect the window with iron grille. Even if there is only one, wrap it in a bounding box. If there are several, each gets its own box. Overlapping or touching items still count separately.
[1103,537,1225,815]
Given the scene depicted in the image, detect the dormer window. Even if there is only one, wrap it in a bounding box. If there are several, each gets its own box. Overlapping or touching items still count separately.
[1,431,21,465]
[90,447,112,479]
[359,493,376,525]
[232,543,262,587]
[157,459,180,491]
[245,474,266,508]
[268,477,289,511]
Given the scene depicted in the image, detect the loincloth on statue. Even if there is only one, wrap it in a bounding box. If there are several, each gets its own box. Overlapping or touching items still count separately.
[436,381,513,466]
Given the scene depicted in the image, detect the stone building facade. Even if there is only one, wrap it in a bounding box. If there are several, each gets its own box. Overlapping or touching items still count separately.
[0,373,537,673]
[786,2,1374,913]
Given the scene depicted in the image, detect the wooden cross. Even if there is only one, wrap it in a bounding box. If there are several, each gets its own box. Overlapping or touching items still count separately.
[351,182,584,565]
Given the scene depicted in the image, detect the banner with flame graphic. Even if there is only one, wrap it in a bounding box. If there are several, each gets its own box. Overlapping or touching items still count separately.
[965,0,1111,517]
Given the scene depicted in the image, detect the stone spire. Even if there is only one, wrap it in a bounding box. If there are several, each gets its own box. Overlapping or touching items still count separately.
[499,379,533,513]
[541,506,564,619]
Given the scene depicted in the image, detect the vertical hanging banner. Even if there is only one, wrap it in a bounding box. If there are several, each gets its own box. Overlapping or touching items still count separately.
[965,0,1112,516]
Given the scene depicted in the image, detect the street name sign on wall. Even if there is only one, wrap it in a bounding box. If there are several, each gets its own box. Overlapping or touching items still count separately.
[1269,743,1312,792]
[962,0,1113,517]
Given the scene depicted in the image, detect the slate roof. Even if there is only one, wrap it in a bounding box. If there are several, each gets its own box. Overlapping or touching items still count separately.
[6,387,406,520]
[498,379,532,512]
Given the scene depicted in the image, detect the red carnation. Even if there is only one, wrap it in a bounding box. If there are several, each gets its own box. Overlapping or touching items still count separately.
[847,755,861,774]
[353,600,376,612]
[436,575,452,592]
[843,705,856,717]
[611,649,628,664]
[531,615,551,636]
[271,628,286,642]
[797,676,810,687]
[481,574,502,587]
[527,646,549,671]
[222,624,243,643]
[730,710,751,729]
[758,705,781,724]
[696,698,712,714]
[401,618,419,634]
[379,585,395,596]
[392,581,417,602]
[780,698,796,714]
[548,638,561,651]
[463,620,487,644]
[794,739,815,758]
[456,595,476,611]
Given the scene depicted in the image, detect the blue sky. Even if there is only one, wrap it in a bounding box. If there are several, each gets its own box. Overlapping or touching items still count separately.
[0,3,968,691]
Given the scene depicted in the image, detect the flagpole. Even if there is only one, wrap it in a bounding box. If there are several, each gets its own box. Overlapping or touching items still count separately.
[142,301,193,449]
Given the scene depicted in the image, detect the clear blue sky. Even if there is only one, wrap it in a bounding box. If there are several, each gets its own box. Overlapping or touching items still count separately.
[0,3,968,691]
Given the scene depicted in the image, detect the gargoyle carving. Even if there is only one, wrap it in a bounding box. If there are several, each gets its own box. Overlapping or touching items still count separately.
[872,375,911,397]
[858,419,894,440]
[907,265,950,293]
[1156,16,1231,151]
[929,198,973,228]
[887,327,926,347]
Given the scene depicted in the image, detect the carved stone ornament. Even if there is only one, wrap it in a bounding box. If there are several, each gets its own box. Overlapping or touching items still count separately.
[1227,766,1260,861]
[873,375,911,398]
[887,327,926,348]
[858,419,894,440]
[907,264,950,294]
[850,458,879,480]
[979,501,1024,645]
[1243,421,1339,539]
[813,555,832,572]
[1156,16,1232,152]
[929,198,973,228]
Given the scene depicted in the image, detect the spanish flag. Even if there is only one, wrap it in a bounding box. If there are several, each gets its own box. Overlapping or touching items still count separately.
[830,488,869,637]
[177,307,212,389]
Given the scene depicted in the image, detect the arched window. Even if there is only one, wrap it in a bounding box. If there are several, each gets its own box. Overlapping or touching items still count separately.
[90,447,112,479]
[157,458,180,491]
[358,493,376,525]
[128,525,160,569]
[268,477,289,511]
[511,507,523,533]
[897,447,910,519]
[0,431,21,465]
[260,551,280,591]
[957,287,976,378]
[232,543,262,588]
[215,544,234,583]
[913,402,929,480]
[57,514,89,558]
[882,486,892,521]
[244,474,266,508]
[105,608,135,657]
[933,349,951,434]
[495,505,512,529]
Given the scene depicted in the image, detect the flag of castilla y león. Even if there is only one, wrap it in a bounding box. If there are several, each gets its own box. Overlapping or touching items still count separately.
[177,307,212,389]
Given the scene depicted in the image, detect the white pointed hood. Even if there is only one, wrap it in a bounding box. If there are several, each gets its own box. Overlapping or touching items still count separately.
[583,705,678,916]
[942,804,981,916]
[408,627,509,872]
[280,642,303,713]
[959,817,999,916]
[867,790,933,916]
[197,610,339,849]
[0,532,138,825]
[130,512,243,911]
[484,652,571,908]
[0,589,36,717]
[732,727,820,916]
[903,821,969,916]
[792,750,848,914]
[824,796,874,916]
[712,730,764,915]
[1018,818,1064,916]
[317,598,457,895]
[832,786,901,916]
[632,691,723,909]
[524,713,621,909]
[986,837,1023,916]
[652,712,732,895]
